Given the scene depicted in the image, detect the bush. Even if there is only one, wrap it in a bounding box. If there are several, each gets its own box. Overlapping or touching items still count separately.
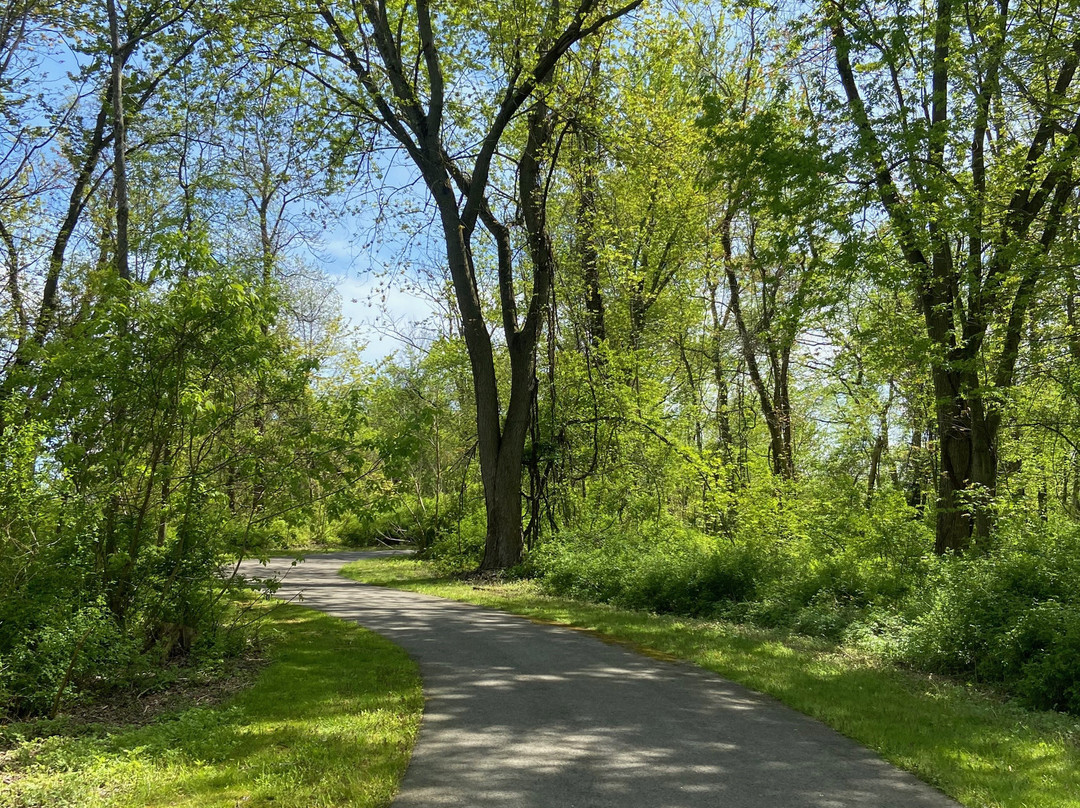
[1015,604,1080,712]
[534,522,767,617]
[334,513,376,546]
[616,545,764,616]
[532,488,926,641]
[896,522,1080,712]
[329,499,459,551]
[3,605,138,716]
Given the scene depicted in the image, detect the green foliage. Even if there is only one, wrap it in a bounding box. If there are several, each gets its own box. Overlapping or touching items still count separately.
[421,506,489,572]
[896,520,1080,712]
[0,602,422,808]
[0,261,377,717]
[532,475,930,634]
[331,498,461,550]
[533,521,761,614]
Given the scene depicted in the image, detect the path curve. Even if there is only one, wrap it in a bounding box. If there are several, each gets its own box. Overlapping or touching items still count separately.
[238,552,958,808]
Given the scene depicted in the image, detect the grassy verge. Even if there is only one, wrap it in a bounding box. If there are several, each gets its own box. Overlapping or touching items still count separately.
[342,555,1079,808]
[1,600,422,808]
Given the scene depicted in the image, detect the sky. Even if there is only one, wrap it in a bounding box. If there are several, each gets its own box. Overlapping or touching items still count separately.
[333,270,442,362]
[315,212,445,363]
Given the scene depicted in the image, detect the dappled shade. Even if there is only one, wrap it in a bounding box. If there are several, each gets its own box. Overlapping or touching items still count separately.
[240,553,958,808]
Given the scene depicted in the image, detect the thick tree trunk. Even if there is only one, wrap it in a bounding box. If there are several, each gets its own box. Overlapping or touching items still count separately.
[934,405,972,554]
[477,337,535,569]
[430,184,516,568]
[482,431,528,569]
[476,101,555,570]
[483,477,525,569]
[931,367,1000,553]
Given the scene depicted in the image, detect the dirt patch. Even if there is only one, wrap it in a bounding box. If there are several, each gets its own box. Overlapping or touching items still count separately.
[73,651,268,728]
[0,650,268,751]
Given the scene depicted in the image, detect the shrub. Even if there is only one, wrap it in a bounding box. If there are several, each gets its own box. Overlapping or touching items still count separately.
[334,513,375,546]
[895,521,1080,712]
[534,522,767,616]
[422,507,487,572]
[1006,601,1080,713]
[3,605,137,716]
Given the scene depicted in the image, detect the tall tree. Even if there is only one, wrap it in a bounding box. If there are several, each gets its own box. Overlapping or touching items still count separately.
[282,0,642,569]
[827,0,1080,552]
[701,57,844,481]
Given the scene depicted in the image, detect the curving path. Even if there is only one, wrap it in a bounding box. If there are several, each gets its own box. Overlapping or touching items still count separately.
[237,552,959,808]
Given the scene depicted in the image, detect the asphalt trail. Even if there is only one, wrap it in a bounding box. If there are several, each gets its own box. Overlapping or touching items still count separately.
[237,551,959,808]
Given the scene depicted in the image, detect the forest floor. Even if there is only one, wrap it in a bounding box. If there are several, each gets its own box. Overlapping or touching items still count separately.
[0,598,421,808]
[340,553,1080,808]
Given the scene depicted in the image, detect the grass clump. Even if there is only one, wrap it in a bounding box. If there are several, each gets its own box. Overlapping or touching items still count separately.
[342,554,1080,808]
[0,600,422,808]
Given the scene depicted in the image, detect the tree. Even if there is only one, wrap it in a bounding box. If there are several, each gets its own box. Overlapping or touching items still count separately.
[826,0,1080,552]
[281,0,642,569]
[701,43,845,481]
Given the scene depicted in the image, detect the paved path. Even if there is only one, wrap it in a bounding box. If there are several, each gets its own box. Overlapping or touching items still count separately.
[238,552,959,808]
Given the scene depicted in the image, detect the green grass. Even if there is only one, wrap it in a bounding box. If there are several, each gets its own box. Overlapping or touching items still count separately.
[342,556,1080,808]
[0,601,422,808]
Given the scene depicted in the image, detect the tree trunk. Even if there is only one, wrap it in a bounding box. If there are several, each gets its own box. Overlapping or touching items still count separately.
[721,223,795,481]
[867,392,892,504]
[770,345,795,480]
[931,366,1000,553]
[705,276,737,476]
[483,435,527,569]
[577,122,606,349]
[432,187,517,568]
[107,0,130,282]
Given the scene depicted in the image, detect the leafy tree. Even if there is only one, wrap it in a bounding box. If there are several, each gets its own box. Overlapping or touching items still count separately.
[826,0,1080,552]
[275,0,643,569]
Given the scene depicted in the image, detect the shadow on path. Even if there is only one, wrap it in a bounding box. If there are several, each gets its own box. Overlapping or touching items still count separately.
[238,552,959,808]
